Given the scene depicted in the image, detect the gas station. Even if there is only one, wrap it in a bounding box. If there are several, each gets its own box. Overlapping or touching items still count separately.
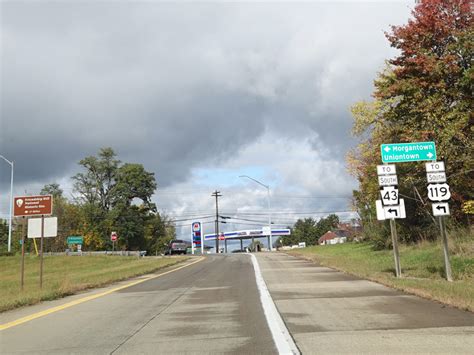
[204,228,291,253]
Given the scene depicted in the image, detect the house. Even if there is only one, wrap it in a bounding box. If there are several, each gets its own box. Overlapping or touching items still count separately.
[318,230,349,245]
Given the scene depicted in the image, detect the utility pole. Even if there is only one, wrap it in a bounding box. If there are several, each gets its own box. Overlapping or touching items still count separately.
[211,191,222,253]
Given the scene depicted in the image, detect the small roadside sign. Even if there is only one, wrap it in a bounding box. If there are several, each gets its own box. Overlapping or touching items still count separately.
[380,186,399,206]
[378,175,398,186]
[376,199,406,220]
[27,217,58,238]
[377,164,396,175]
[432,202,450,216]
[425,161,445,173]
[427,183,451,202]
[14,195,53,217]
[111,231,118,241]
[67,236,83,244]
[381,142,436,163]
[426,172,446,183]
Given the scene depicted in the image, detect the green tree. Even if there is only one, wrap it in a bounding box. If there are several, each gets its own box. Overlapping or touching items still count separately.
[72,148,158,250]
[348,0,473,244]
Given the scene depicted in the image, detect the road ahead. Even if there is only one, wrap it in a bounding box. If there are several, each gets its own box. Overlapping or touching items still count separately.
[1,253,473,354]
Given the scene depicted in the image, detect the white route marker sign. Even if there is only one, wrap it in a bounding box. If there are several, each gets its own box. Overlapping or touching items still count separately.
[377,164,396,175]
[425,162,445,173]
[380,186,399,206]
[427,183,451,202]
[432,202,450,216]
[376,199,406,220]
[378,175,398,186]
[426,172,446,183]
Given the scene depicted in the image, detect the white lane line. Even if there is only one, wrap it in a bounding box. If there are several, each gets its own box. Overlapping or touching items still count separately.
[250,254,300,355]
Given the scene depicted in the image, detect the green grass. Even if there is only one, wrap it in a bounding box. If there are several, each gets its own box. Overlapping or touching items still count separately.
[287,237,474,312]
[0,255,188,313]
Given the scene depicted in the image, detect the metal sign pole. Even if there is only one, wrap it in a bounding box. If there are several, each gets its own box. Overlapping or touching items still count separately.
[200,222,204,255]
[389,219,401,277]
[20,217,26,291]
[439,216,453,281]
[39,215,44,288]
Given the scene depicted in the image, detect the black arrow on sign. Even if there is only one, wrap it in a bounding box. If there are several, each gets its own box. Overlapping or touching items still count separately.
[436,205,447,213]
[387,208,398,216]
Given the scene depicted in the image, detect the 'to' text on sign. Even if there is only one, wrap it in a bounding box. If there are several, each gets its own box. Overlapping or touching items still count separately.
[14,195,53,217]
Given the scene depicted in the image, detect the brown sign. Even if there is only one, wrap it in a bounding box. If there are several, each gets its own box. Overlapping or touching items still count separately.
[14,195,53,217]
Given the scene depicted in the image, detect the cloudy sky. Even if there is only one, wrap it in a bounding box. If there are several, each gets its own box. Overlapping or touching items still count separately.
[0,1,414,239]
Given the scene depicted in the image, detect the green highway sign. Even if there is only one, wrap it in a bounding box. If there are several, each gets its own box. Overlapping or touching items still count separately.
[381,142,436,163]
[67,236,83,245]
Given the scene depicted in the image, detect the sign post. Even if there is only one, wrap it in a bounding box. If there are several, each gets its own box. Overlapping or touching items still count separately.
[192,222,202,255]
[376,164,404,277]
[15,195,54,290]
[426,162,452,281]
[111,232,118,252]
[20,217,26,291]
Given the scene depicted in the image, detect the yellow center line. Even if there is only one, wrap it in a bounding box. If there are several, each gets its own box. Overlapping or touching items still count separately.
[0,257,205,331]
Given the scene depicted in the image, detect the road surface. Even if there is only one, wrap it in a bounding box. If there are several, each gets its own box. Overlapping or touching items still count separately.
[1,253,473,354]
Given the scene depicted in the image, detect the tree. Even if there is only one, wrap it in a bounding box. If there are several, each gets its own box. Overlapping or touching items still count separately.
[72,148,158,250]
[348,0,473,244]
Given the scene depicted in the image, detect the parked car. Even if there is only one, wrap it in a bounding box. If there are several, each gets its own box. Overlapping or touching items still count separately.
[165,239,187,255]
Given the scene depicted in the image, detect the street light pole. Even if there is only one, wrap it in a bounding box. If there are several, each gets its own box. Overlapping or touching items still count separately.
[0,155,14,252]
[239,175,272,251]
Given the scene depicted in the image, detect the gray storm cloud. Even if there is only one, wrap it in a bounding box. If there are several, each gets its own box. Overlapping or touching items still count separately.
[1,1,411,196]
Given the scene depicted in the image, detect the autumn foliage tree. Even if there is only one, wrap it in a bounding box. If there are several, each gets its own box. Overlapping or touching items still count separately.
[348,0,473,244]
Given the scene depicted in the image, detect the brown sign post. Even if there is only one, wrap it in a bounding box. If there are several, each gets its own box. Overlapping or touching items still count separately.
[14,195,53,289]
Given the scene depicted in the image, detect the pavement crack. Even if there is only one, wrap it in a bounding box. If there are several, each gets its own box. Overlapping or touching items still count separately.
[109,286,192,354]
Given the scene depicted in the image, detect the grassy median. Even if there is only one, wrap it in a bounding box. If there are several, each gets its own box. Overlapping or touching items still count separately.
[0,255,188,312]
[287,237,474,312]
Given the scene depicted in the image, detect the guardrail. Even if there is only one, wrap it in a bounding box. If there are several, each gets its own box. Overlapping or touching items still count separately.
[40,251,147,257]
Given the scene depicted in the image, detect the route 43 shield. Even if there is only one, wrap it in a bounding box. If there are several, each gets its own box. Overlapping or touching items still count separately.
[380,186,399,206]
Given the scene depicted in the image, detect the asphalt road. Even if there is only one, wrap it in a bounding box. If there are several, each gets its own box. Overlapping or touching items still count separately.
[0,255,276,354]
[1,253,474,354]
[255,252,474,354]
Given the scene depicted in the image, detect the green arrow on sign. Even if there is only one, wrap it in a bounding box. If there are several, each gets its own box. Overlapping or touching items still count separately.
[67,236,83,245]
[381,142,437,163]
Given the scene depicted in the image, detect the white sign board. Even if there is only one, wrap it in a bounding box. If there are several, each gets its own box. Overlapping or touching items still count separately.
[384,199,406,219]
[377,164,396,176]
[262,226,271,235]
[426,172,446,183]
[427,183,451,202]
[376,200,386,221]
[425,162,445,173]
[432,202,450,216]
[376,199,406,220]
[27,217,58,238]
[380,186,399,206]
[378,175,398,186]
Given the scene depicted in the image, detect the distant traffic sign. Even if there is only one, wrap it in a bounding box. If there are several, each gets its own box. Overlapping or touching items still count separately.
[381,142,436,163]
[14,195,53,217]
[67,236,83,245]
[111,231,118,242]
[427,183,451,202]
[432,203,450,216]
